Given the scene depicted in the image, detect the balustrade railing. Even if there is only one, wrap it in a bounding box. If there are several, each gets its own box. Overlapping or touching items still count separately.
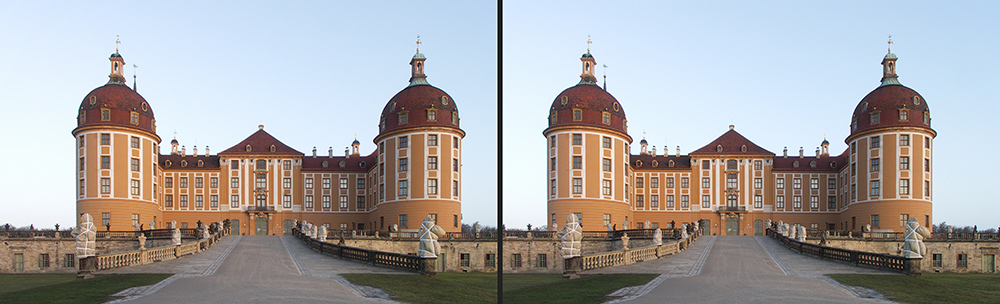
[80,227,229,274]
[579,231,699,271]
[294,228,422,273]
[766,228,912,274]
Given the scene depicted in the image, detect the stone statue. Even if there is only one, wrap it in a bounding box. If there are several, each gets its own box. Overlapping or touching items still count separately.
[782,223,790,237]
[391,223,398,232]
[318,225,328,242]
[311,224,318,239]
[172,228,181,246]
[789,224,798,239]
[149,220,156,230]
[680,223,689,239]
[863,224,871,232]
[622,220,629,230]
[74,213,97,258]
[417,216,446,258]
[138,233,147,250]
[170,220,177,229]
[556,214,583,258]
[473,223,481,232]
[621,232,630,250]
[644,220,651,229]
[133,222,141,231]
[653,228,663,245]
[903,217,932,258]
[693,221,700,232]
[766,219,772,230]
[796,225,807,242]
[201,223,210,239]
[606,224,613,232]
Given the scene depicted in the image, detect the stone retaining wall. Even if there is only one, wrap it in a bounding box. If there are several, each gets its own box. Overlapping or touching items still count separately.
[812,239,1000,273]
[0,237,198,273]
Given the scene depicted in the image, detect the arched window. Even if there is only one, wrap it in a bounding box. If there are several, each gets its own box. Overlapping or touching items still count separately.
[256,194,267,207]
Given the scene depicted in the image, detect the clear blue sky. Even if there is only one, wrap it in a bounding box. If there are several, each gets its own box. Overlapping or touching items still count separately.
[503,1,1000,230]
[0,1,497,229]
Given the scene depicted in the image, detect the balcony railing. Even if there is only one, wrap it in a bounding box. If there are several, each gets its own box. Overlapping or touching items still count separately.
[717,206,746,212]
[247,206,275,212]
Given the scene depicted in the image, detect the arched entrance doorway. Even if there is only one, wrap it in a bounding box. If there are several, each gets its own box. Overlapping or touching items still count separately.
[725,218,739,236]
[231,219,241,235]
[255,217,268,235]
[283,219,294,236]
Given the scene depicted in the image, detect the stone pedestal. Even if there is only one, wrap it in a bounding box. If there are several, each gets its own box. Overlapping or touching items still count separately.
[563,256,583,279]
[905,257,923,276]
[77,256,97,279]
[420,258,437,277]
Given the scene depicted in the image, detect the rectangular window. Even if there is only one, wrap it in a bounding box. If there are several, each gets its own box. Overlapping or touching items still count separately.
[702,195,710,208]
[871,214,880,228]
[358,178,365,189]
[396,157,408,171]
[428,134,438,146]
[871,136,880,148]
[925,158,930,172]
[211,195,219,208]
[64,254,75,268]
[810,178,819,189]
[195,177,203,188]
[602,180,611,195]
[281,178,290,189]
[231,195,239,208]
[572,134,582,145]
[453,158,459,171]
[602,213,611,227]
[130,136,139,148]
[101,178,111,194]
[428,179,438,194]
[322,196,331,209]
[776,196,785,209]
[871,158,880,172]
[870,180,880,196]
[550,180,556,196]
[428,157,438,170]
[550,158,556,171]
[702,160,710,169]
[39,254,49,268]
[852,184,857,200]
[793,196,802,209]
[899,179,910,195]
[254,174,265,189]
[651,195,659,208]
[899,213,910,227]
[399,136,408,148]
[828,178,836,190]
[666,177,673,188]
[180,195,188,207]
[130,179,140,195]
[754,195,762,208]
[180,177,188,188]
[636,195,644,207]
[131,214,139,227]
[399,214,408,228]
[810,196,818,209]
[900,157,909,170]
[512,254,522,268]
[102,212,110,226]
[932,254,942,268]
[754,160,762,170]
[852,163,857,176]
[195,195,204,208]
[453,180,459,196]
[340,178,348,189]
[305,196,313,208]
[727,174,737,189]
[572,178,582,194]
[871,112,880,124]
[602,137,612,148]
[357,196,366,209]
[101,133,110,145]
[165,195,174,207]
[776,178,784,189]
[681,195,689,208]
[681,178,689,188]
[650,177,659,188]
[281,195,291,208]
[322,178,331,189]
[702,178,710,188]
[339,196,348,209]
[231,160,239,168]
[399,112,408,124]
[485,253,496,268]
[793,178,801,189]
[572,156,582,169]
[537,254,548,268]
[231,177,239,188]
[754,178,762,189]
[925,181,930,196]
[550,136,555,148]
[665,196,673,208]
[603,158,611,171]
[828,196,836,209]
[210,177,218,188]
[399,180,408,196]
[900,134,909,146]
[101,156,110,169]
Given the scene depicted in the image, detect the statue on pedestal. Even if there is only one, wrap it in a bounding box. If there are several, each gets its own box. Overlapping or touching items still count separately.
[556,214,582,258]
[796,225,807,242]
[903,217,931,258]
[172,228,181,246]
[417,216,445,258]
[138,233,147,250]
[653,228,663,245]
[74,213,97,258]
[170,221,177,229]
[680,223,689,239]
[318,225,328,242]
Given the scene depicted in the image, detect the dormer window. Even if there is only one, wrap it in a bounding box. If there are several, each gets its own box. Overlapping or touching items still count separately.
[269,145,276,152]
[359,161,366,168]
[165,160,172,167]
[427,109,437,121]
[561,96,568,105]
[441,96,449,105]
[741,145,747,152]
[923,111,930,125]
[601,112,610,125]
[79,110,86,124]
[550,110,557,124]
[130,112,139,125]
[197,160,204,167]
[181,160,188,167]
[572,109,582,121]
[635,160,643,168]
[452,111,458,124]
[101,109,110,121]
[322,161,328,168]
[668,160,675,167]
[793,161,799,168]
[652,160,659,167]
[339,161,346,168]
[809,161,816,168]
[89,96,97,105]
[716,145,723,152]
[245,145,252,152]
[399,112,409,124]
[899,109,908,121]
[870,111,880,124]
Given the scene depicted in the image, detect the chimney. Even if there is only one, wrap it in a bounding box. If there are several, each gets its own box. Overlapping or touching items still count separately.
[815,147,820,158]
[798,147,804,158]
[651,146,657,156]
[181,145,186,157]
[328,147,333,158]
[205,146,210,156]
[783,147,787,158]
[312,146,317,158]
[193,145,198,157]
[675,146,680,157]
[344,147,349,157]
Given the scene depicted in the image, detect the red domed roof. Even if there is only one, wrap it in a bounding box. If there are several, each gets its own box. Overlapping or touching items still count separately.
[546,83,627,134]
[75,83,156,135]
[850,84,931,137]
[378,84,460,137]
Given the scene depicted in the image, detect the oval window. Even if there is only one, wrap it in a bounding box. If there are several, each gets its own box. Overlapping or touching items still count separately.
[90,96,97,105]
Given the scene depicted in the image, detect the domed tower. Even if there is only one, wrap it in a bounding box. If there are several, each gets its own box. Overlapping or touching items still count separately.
[843,45,935,232]
[545,50,632,231]
[372,48,464,232]
[73,49,162,231]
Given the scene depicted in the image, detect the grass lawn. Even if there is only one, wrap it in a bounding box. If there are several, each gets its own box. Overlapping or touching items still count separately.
[503,273,659,304]
[0,273,172,304]
[341,272,498,304]
[828,273,1000,304]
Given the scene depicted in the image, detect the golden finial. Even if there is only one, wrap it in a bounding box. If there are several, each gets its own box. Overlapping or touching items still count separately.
[416,35,421,52]
[887,35,893,52]
[587,35,592,52]
[116,35,121,52]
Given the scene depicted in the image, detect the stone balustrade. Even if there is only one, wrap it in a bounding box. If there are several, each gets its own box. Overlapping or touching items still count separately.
[78,227,229,278]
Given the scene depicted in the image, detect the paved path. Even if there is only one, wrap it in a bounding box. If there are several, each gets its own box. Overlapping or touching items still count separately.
[592,236,897,303]
[102,236,410,303]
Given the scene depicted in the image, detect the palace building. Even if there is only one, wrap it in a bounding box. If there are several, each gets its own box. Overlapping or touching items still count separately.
[545,45,934,235]
[74,45,464,235]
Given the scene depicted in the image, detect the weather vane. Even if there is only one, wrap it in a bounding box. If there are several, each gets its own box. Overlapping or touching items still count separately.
[116,35,120,52]
[888,35,893,52]
[587,35,592,52]
[416,35,421,52]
